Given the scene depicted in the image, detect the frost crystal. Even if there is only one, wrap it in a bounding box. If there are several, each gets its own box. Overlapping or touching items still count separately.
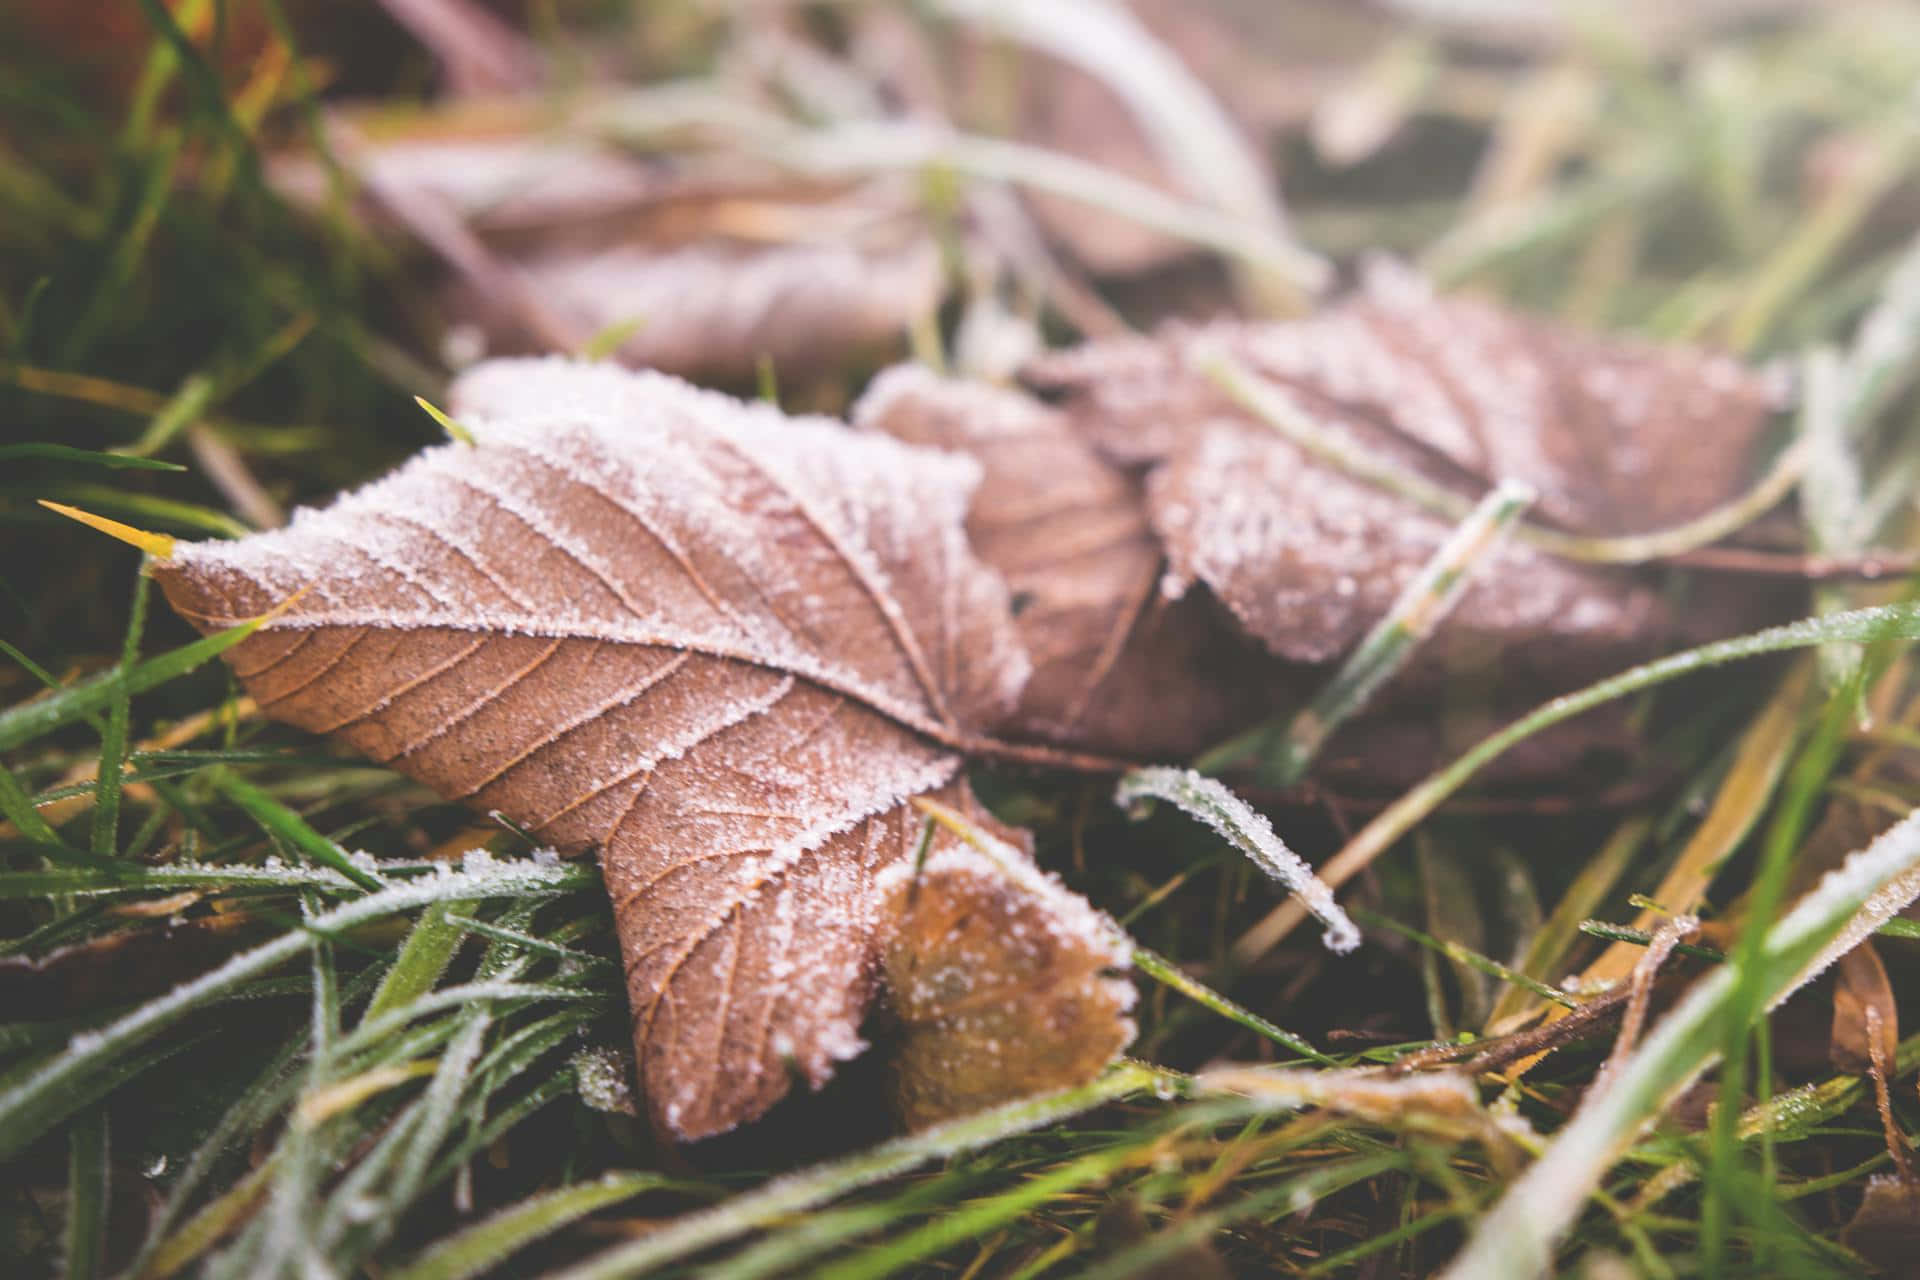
[571,1046,638,1116]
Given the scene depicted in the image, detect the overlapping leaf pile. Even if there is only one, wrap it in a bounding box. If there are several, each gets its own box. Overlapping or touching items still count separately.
[148,266,1783,1141]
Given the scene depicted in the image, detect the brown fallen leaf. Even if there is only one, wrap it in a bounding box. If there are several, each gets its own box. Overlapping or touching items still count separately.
[1030,258,1783,527]
[1026,259,1783,680]
[1831,940,1899,1076]
[1843,1176,1920,1278]
[474,231,945,384]
[852,362,1644,790]
[152,357,1133,1140]
[272,107,946,384]
[853,364,1275,757]
[879,796,1134,1130]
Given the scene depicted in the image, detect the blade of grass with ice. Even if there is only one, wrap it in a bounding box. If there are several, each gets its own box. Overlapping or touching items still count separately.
[1234,600,1920,964]
[1117,767,1359,954]
[387,1173,676,1280]
[0,863,589,1159]
[1441,801,1920,1279]
[551,1062,1175,1280]
[1198,480,1534,783]
[208,768,385,892]
[1130,948,1334,1063]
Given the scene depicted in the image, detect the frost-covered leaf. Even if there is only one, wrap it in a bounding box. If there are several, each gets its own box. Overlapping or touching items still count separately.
[1027,259,1782,676]
[273,109,946,382]
[463,234,945,384]
[150,357,1140,1140]
[878,793,1135,1131]
[854,365,1270,757]
[852,362,1645,789]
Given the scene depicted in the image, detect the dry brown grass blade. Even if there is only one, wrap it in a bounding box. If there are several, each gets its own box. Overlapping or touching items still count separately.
[1591,914,1698,1097]
[1573,661,1813,996]
[0,696,258,839]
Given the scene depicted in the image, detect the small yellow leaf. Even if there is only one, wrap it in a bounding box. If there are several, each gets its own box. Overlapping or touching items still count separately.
[38,500,176,560]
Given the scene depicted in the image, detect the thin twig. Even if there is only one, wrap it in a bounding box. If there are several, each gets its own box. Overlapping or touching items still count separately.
[1592,915,1698,1098]
[1867,1005,1916,1184]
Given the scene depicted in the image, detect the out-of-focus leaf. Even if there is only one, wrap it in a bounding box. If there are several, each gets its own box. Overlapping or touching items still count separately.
[1830,940,1898,1075]
[1027,259,1785,679]
[1842,1176,1920,1278]
[854,364,1272,757]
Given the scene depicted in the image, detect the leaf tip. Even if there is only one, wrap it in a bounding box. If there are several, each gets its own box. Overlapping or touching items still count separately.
[38,500,176,560]
[414,396,476,445]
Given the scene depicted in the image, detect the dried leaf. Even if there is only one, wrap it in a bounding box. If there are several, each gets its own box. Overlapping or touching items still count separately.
[1032,258,1783,529]
[152,357,1137,1140]
[1027,260,1782,678]
[877,795,1134,1130]
[1832,941,1900,1076]
[469,234,945,383]
[1843,1176,1920,1278]
[1143,417,1663,671]
[852,362,1644,789]
[854,365,1272,756]
[272,112,946,383]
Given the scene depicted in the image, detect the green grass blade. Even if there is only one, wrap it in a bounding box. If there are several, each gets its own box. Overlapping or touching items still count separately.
[63,1108,109,1280]
[0,444,184,471]
[1119,767,1358,953]
[552,1062,1176,1280]
[1130,948,1334,1063]
[0,864,585,1159]
[0,760,69,848]
[208,768,384,891]
[365,904,467,1023]
[90,572,150,857]
[1442,802,1920,1278]
[1082,1152,1404,1280]
[1235,600,1920,963]
[818,1145,1136,1280]
[0,608,285,753]
[387,1173,674,1280]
